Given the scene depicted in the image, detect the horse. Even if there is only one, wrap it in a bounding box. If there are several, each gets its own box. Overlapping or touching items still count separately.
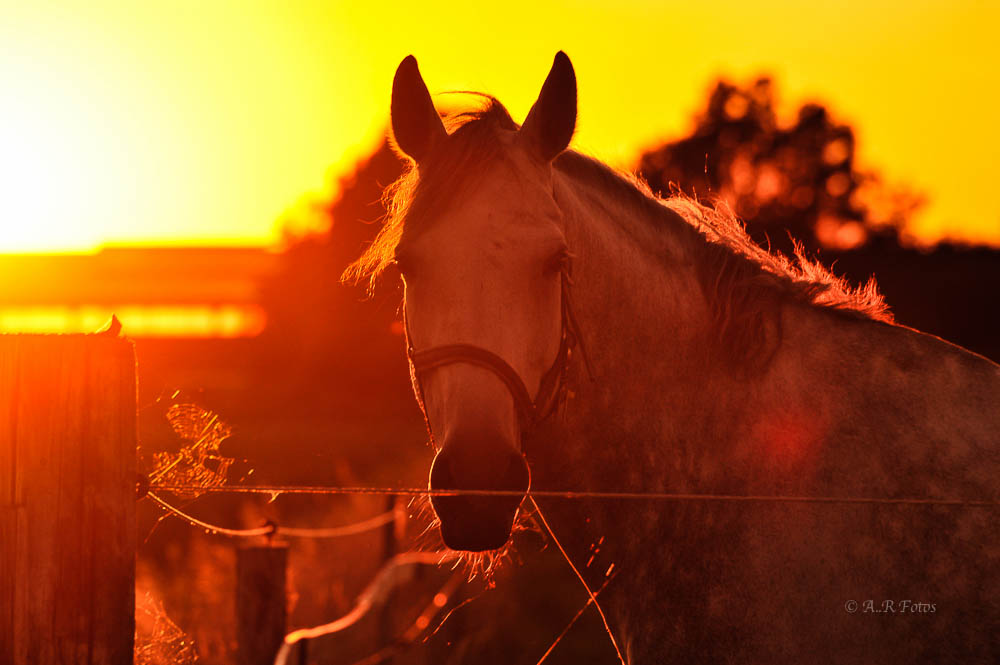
[345,53,1000,663]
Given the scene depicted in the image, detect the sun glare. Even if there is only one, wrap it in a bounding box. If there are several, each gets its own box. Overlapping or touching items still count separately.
[1,1,998,251]
[0,304,266,338]
[0,98,90,251]
[0,26,129,252]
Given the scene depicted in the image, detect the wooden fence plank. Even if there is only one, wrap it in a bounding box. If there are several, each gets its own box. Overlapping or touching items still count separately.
[0,334,136,665]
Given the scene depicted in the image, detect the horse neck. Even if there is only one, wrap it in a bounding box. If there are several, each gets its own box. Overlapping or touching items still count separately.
[540,168,737,492]
[540,166,998,499]
[530,169,751,653]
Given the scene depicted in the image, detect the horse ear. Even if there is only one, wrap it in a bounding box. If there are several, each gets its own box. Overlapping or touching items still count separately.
[391,55,447,163]
[520,51,577,162]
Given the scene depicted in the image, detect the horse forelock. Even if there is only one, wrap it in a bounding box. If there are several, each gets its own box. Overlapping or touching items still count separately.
[345,96,893,366]
[343,99,520,292]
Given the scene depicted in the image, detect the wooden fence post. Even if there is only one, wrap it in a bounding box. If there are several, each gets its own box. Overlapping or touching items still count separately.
[0,334,137,664]
[236,543,288,665]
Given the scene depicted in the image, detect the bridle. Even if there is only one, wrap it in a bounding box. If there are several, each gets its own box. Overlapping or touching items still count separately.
[405,263,591,447]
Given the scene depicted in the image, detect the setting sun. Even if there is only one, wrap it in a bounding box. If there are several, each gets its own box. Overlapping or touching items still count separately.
[0,53,122,251]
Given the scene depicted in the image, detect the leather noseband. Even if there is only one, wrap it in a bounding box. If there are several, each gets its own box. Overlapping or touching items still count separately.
[406,266,589,444]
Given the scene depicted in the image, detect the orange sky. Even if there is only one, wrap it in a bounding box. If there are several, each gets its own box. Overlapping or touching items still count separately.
[1,0,998,253]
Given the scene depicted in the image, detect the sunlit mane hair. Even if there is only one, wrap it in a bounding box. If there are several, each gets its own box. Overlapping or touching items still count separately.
[343,94,518,287]
[344,98,892,368]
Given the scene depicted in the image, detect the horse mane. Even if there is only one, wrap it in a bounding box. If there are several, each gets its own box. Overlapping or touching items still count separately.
[344,99,892,368]
[553,149,893,367]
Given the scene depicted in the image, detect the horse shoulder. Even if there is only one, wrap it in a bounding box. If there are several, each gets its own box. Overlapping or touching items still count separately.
[762,305,1000,497]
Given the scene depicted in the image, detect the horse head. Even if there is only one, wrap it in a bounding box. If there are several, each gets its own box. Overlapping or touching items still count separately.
[388,53,578,551]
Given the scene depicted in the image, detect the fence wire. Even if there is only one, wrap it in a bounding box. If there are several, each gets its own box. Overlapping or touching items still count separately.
[148,484,1000,507]
[147,492,396,539]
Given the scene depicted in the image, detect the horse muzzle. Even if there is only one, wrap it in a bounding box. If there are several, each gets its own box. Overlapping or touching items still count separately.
[429,441,530,552]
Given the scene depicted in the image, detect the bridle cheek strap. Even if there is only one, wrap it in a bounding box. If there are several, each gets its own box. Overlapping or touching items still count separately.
[405,269,588,443]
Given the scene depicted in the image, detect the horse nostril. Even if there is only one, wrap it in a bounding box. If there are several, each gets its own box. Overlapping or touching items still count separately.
[428,444,529,552]
[429,445,529,494]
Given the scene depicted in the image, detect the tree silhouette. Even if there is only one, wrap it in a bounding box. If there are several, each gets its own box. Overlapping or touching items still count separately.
[637,77,922,255]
